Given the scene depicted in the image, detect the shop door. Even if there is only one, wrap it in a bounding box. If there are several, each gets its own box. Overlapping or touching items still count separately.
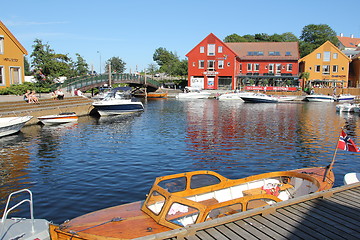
[10,67,20,84]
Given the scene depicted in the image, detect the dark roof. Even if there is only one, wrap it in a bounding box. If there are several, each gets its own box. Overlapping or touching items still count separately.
[225,42,299,60]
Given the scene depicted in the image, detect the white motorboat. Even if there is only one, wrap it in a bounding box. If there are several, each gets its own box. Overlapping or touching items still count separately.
[276,96,297,102]
[305,94,334,102]
[92,87,144,116]
[344,173,360,185]
[335,94,356,102]
[176,87,211,99]
[240,93,279,103]
[217,91,253,101]
[0,116,32,137]
[336,103,360,112]
[37,112,78,125]
[0,189,50,240]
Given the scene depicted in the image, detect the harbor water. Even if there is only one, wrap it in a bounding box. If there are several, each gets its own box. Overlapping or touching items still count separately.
[0,98,359,224]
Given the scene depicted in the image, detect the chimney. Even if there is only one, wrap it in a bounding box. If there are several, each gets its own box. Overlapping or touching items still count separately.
[340,33,344,37]
[351,34,354,38]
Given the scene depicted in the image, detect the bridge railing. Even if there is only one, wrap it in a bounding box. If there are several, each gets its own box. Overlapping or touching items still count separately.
[57,73,162,91]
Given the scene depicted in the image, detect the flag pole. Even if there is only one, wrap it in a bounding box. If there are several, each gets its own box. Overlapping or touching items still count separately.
[323,129,342,182]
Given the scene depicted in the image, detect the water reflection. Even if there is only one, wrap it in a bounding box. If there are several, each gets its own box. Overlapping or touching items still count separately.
[0,99,359,224]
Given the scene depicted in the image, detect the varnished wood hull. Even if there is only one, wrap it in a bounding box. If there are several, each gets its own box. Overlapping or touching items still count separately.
[49,167,334,240]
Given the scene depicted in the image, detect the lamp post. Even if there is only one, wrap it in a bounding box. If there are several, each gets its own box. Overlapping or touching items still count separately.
[97,51,101,75]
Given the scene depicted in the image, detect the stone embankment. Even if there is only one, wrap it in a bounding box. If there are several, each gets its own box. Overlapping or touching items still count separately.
[0,95,95,125]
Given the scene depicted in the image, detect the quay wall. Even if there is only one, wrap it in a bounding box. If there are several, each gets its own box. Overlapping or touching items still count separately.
[0,96,95,126]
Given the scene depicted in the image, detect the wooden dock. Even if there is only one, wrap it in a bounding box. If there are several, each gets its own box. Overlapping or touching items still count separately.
[136,182,360,240]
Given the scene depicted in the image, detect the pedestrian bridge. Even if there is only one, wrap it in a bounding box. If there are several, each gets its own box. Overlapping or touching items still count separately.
[59,73,162,92]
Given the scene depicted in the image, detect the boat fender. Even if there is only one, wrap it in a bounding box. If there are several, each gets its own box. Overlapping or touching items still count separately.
[262,183,280,196]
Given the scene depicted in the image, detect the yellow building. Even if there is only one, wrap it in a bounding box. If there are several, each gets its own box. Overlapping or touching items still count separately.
[0,21,27,89]
[299,41,351,88]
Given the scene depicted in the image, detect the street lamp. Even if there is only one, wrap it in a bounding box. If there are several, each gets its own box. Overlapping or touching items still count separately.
[97,51,101,75]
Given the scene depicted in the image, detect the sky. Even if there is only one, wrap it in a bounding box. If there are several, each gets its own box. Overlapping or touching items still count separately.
[2,0,359,74]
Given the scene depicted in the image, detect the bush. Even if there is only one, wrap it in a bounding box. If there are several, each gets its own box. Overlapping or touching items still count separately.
[0,82,51,95]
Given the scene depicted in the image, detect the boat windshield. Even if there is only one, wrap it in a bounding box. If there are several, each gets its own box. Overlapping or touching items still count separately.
[103,90,131,100]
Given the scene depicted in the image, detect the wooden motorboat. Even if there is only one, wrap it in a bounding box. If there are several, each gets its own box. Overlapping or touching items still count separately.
[0,116,32,137]
[0,189,50,240]
[49,167,334,240]
[37,112,78,125]
[147,91,168,98]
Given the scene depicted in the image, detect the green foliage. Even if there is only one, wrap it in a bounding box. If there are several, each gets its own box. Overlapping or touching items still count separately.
[0,82,51,95]
[153,47,187,77]
[24,57,32,75]
[105,56,126,73]
[299,24,339,58]
[224,32,299,43]
[146,63,159,75]
[73,53,89,76]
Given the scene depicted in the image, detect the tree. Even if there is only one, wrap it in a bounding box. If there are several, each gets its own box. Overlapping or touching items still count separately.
[105,56,126,73]
[146,63,158,76]
[153,47,180,75]
[73,53,89,76]
[299,24,339,57]
[224,34,248,42]
[24,57,32,76]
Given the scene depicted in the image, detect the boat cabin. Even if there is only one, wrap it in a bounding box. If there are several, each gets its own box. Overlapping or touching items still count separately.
[141,170,321,229]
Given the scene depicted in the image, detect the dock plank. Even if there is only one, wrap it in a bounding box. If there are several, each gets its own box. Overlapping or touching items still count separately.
[203,228,229,240]
[214,224,245,239]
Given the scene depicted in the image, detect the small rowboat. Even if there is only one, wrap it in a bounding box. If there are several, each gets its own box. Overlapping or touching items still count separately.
[37,112,78,125]
[49,166,334,240]
[147,92,168,98]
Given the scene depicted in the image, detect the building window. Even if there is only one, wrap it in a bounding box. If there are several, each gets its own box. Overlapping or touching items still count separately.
[268,64,274,73]
[247,63,252,71]
[192,62,195,67]
[323,65,330,75]
[285,52,292,56]
[239,63,242,72]
[207,60,215,70]
[218,46,223,53]
[254,63,260,71]
[316,53,321,59]
[207,44,215,56]
[218,60,224,69]
[333,53,338,59]
[199,60,204,69]
[269,51,280,56]
[227,62,230,67]
[315,65,321,72]
[0,66,4,84]
[0,36,4,54]
[323,51,330,61]
[200,46,204,53]
[287,64,293,71]
[333,65,338,73]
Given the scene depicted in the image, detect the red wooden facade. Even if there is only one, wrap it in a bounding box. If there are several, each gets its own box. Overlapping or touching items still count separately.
[186,33,300,90]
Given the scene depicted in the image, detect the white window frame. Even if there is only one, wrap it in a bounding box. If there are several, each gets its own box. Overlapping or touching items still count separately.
[218,46,223,53]
[333,53,338,59]
[207,44,215,56]
[207,60,215,70]
[287,64,293,72]
[247,63,252,71]
[0,66,4,85]
[199,60,204,69]
[316,53,321,59]
[322,65,330,75]
[254,63,260,71]
[200,46,204,53]
[332,65,338,73]
[268,64,274,73]
[315,65,321,72]
[323,51,331,61]
[0,36,4,54]
[218,60,224,69]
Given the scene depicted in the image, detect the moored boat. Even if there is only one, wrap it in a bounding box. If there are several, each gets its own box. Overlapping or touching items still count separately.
[0,189,50,240]
[335,102,360,112]
[37,112,78,125]
[176,87,211,99]
[240,93,279,103]
[217,91,254,101]
[305,94,334,102]
[49,167,334,240]
[344,172,360,185]
[92,87,144,116]
[0,116,33,137]
[335,94,356,102]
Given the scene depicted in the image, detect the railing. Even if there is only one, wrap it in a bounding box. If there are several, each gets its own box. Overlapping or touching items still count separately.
[57,73,162,91]
[0,189,35,235]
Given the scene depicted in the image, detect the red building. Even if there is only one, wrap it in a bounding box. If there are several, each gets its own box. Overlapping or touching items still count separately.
[186,33,300,91]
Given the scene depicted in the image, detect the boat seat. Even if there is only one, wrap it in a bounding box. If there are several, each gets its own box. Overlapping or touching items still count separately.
[242,183,293,196]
